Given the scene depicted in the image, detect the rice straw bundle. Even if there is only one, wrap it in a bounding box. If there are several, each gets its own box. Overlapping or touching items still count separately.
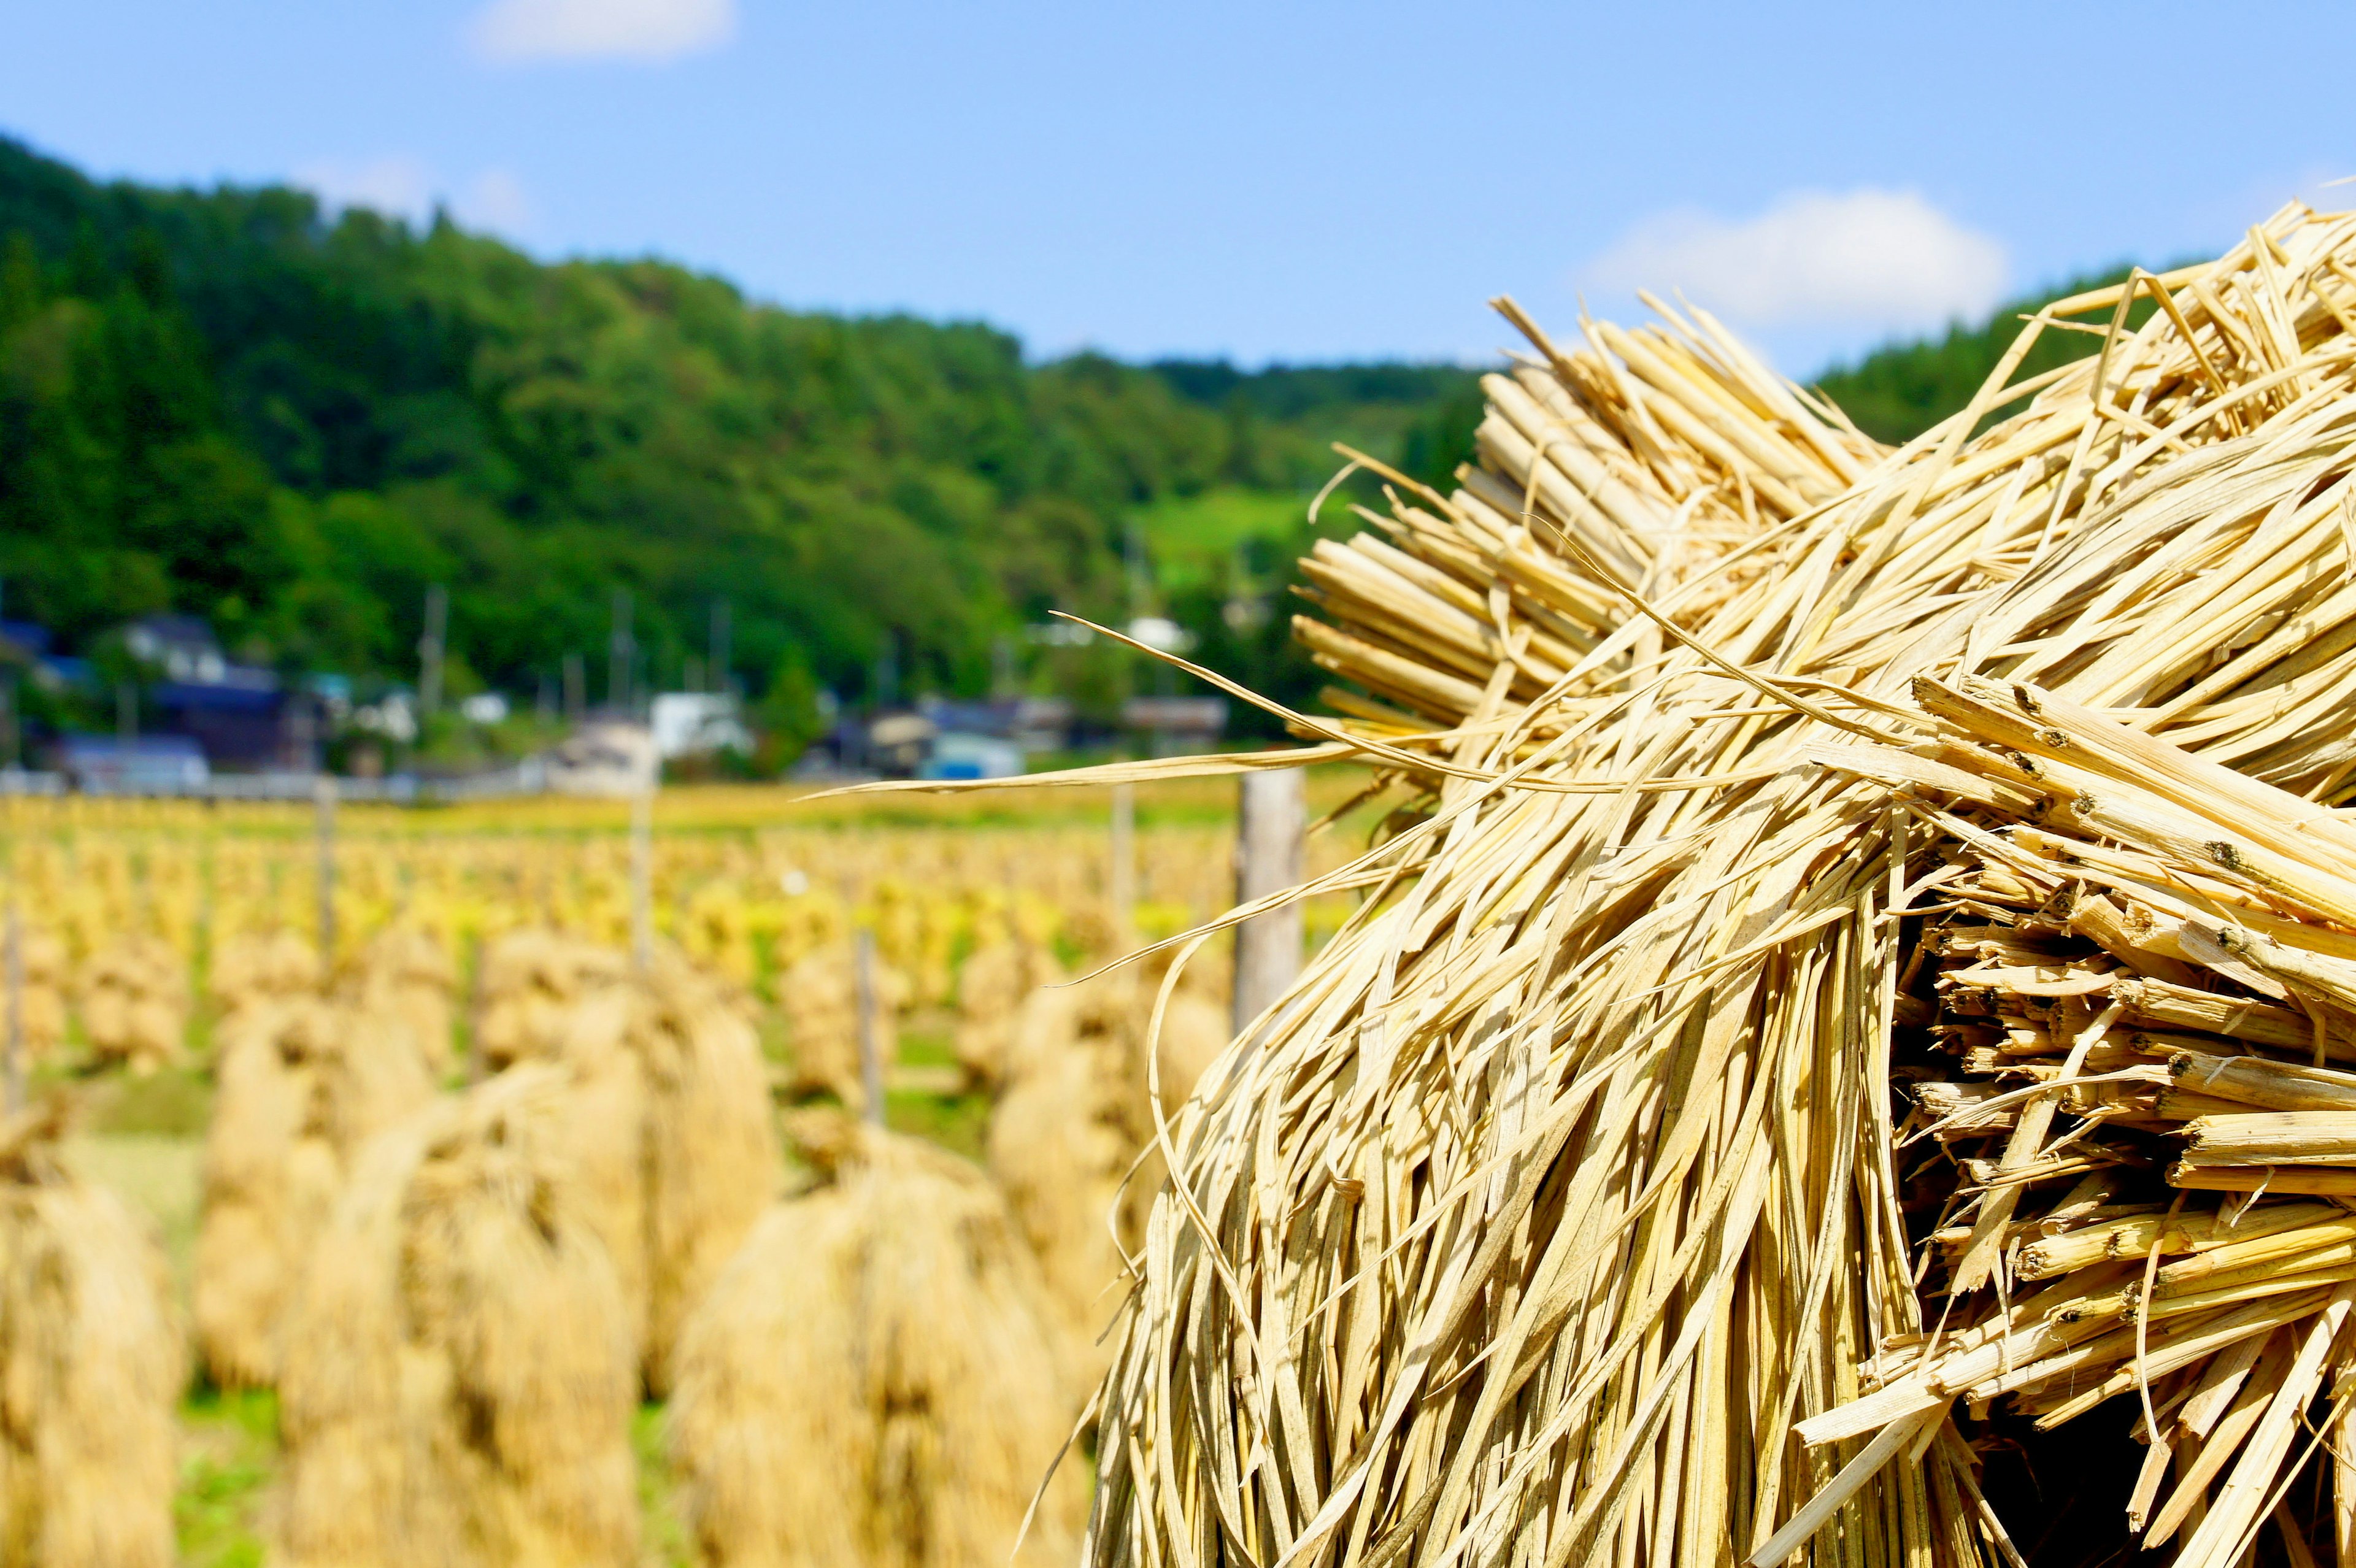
[0,1101,183,1568]
[1057,206,2356,1568]
[193,995,439,1388]
[952,931,1064,1090]
[475,926,630,1064]
[779,939,907,1107]
[207,926,320,1015]
[987,950,1231,1375]
[73,932,185,1074]
[669,1116,1085,1568]
[348,923,458,1073]
[477,934,780,1388]
[275,1064,639,1568]
[8,926,66,1068]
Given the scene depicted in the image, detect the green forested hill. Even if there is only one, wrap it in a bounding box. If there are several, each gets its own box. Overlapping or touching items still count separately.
[0,129,2154,744]
[0,134,1474,732]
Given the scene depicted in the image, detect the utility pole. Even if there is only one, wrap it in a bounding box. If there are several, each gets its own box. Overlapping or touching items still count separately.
[709,600,731,698]
[563,653,585,726]
[418,584,448,720]
[609,591,634,718]
[117,681,136,744]
[1232,769,1305,1036]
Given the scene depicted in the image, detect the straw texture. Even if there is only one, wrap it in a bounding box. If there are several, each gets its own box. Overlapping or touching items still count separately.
[1069,207,2356,1568]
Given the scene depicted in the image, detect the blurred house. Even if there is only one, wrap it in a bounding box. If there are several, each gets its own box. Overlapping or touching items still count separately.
[126,615,319,772]
[547,720,658,796]
[650,692,753,759]
[915,696,1072,755]
[56,736,208,793]
[921,732,1025,780]
[1123,696,1228,755]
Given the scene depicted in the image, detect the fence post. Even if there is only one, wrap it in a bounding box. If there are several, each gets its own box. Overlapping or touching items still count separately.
[855,928,884,1126]
[629,783,653,973]
[1232,767,1305,1036]
[1109,780,1136,948]
[314,773,337,965]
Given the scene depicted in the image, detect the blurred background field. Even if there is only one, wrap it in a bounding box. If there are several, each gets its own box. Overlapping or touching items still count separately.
[0,773,1374,1564]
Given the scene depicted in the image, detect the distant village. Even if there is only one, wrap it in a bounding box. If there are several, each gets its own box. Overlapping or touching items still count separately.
[0,609,1226,797]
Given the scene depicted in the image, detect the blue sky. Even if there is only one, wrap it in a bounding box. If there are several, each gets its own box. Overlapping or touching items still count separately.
[2,0,2351,374]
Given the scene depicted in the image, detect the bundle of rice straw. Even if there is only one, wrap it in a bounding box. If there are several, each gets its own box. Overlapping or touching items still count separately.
[477,933,780,1391]
[348,923,457,1073]
[0,1100,182,1568]
[779,939,907,1107]
[207,927,320,1016]
[987,948,1231,1375]
[1052,206,2356,1568]
[476,926,630,1064]
[669,1114,1085,1568]
[952,930,1063,1090]
[193,996,437,1388]
[275,1063,639,1568]
[74,932,185,1074]
[7,924,67,1068]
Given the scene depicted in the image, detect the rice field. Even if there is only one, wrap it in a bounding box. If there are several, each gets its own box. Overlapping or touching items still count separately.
[0,775,1366,1565]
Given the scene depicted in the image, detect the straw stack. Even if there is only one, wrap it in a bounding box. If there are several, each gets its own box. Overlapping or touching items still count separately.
[477,931,780,1389]
[1060,207,2356,1568]
[74,932,185,1074]
[8,925,66,1068]
[0,1101,182,1568]
[668,1116,1085,1568]
[207,927,320,1017]
[275,1064,638,1568]
[952,931,1063,1090]
[193,996,438,1388]
[348,924,458,1073]
[986,950,1232,1372]
[779,940,907,1107]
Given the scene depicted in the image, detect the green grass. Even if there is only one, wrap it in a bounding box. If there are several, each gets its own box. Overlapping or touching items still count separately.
[177,1388,275,1568]
[635,1403,692,1567]
[1131,486,1315,593]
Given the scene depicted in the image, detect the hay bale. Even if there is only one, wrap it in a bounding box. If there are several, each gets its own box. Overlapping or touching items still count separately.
[207,928,318,1015]
[477,934,780,1389]
[348,924,457,1073]
[1048,214,2356,1568]
[778,940,905,1108]
[950,936,1061,1090]
[634,959,780,1394]
[669,1118,1084,1568]
[74,933,187,1074]
[7,926,68,1069]
[276,1065,639,1568]
[0,1102,182,1568]
[192,996,437,1388]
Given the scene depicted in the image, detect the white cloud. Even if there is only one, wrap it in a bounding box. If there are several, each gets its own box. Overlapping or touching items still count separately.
[294,158,535,239]
[1582,188,2009,336]
[456,168,535,236]
[468,0,736,63]
[293,155,437,227]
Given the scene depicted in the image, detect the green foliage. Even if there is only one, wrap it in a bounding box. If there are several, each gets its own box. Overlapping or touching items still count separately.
[1809,267,2153,445]
[0,136,1480,724]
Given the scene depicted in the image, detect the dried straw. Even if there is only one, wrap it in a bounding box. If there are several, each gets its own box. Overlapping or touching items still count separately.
[193,995,437,1388]
[1053,206,2356,1568]
[275,1064,639,1568]
[0,1102,182,1568]
[669,1116,1085,1568]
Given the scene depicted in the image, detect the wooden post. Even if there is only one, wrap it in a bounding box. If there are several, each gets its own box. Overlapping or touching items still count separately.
[4,896,21,1114]
[855,928,884,1126]
[1232,768,1305,1036]
[629,783,653,973]
[313,773,337,966]
[1109,781,1136,948]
